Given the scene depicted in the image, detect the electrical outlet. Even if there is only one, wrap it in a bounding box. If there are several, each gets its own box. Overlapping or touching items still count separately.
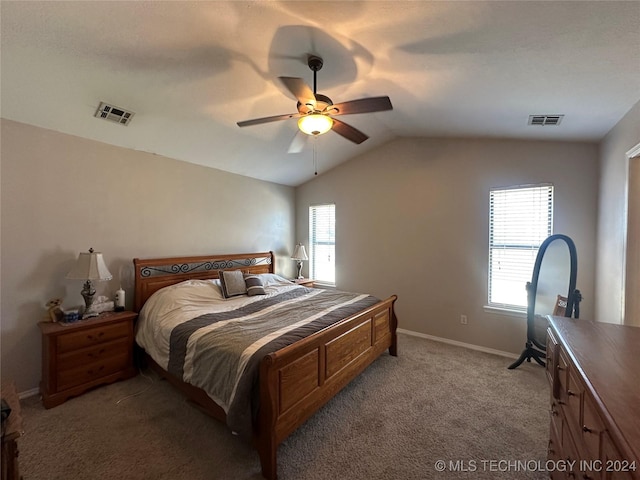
[460,314,468,325]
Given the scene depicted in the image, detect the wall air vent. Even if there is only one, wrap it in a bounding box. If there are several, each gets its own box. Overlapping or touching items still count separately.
[94,102,135,126]
[528,114,564,126]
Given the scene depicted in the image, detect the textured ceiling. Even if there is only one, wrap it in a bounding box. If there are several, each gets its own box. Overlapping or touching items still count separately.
[2,1,639,186]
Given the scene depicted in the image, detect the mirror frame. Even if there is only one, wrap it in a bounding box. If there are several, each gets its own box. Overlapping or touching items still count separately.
[509,233,580,370]
[526,234,578,350]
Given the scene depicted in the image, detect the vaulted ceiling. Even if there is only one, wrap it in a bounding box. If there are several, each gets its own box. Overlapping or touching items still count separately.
[2,1,639,186]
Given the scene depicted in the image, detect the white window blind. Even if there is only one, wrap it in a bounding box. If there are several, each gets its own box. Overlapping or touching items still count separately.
[488,184,553,310]
[309,204,335,285]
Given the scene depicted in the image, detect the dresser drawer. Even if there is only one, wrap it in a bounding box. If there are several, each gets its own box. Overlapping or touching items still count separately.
[582,394,605,460]
[557,347,570,404]
[550,396,563,444]
[548,417,564,480]
[561,418,582,479]
[57,352,130,391]
[57,321,129,353]
[57,337,130,371]
[602,432,636,480]
[564,368,583,434]
[546,328,559,389]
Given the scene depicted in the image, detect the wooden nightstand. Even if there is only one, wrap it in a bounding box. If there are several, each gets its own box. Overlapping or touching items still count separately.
[38,310,137,408]
[294,278,315,287]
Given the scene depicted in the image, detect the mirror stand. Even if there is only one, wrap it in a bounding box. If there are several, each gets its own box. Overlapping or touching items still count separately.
[508,282,546,369]
[508,234,580,370]
[509,342,546,369]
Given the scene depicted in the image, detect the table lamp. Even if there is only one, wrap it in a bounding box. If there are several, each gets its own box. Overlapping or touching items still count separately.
[66,248,113,318]
[291,244,308,279]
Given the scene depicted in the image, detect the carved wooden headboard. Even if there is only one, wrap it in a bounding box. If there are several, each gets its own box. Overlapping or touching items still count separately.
[133,251,275,312]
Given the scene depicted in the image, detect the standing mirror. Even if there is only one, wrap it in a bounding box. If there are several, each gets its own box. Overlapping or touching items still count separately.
[508,234,580,370]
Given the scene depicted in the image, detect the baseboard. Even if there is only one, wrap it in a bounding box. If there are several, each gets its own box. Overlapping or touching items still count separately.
[18,387,40,399]
[397,328,519,359]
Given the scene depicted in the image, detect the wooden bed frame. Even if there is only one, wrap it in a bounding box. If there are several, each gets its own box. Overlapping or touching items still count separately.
[133,251,398,480]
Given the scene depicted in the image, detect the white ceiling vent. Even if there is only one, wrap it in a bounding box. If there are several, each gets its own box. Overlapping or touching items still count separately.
[94,102,135,126]
[528,114,564,126]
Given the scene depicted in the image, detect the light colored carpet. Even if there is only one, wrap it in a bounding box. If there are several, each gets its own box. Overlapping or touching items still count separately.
[19,334,549,480]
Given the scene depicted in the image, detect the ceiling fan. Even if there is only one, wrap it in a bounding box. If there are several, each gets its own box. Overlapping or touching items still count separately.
[237,55,392,152]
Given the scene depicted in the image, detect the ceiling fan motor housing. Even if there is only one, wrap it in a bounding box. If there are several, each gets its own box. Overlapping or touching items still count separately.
[297,93,334,114]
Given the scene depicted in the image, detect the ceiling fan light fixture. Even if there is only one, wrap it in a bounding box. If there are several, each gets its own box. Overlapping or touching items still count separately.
[298,114,333,136]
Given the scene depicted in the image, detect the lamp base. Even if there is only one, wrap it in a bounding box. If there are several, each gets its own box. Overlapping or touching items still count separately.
[296,261,304,279]
[81,280,97,319]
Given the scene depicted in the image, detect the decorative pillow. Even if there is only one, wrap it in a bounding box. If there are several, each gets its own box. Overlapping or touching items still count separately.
[244,274,266,296]
[218,270,247,298]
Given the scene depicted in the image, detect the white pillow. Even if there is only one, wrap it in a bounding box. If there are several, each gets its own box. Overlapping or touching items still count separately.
[255,273,295,287]
[141,279,224,319]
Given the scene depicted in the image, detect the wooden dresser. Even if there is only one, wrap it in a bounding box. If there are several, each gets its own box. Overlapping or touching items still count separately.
[39,310,137,408]
[1,382,22,480]
[546,316,639,480]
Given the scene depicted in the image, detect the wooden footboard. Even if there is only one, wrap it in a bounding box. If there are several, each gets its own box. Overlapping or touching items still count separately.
[256,295,398,480]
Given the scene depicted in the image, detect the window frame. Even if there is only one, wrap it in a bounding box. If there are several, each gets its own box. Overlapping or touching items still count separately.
[487,183,554,312]
[309,203,336,286]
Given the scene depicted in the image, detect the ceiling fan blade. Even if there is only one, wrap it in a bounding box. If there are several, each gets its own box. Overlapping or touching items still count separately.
[237,112,300,128]
[279,77,316,109]
[331,118,369,145]
[329,96,393,116]
[288,131,307,154]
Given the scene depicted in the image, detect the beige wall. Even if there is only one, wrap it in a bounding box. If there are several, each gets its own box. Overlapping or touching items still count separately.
[0,119,296,392]
[296,137,599,355]
[596,100,640,325]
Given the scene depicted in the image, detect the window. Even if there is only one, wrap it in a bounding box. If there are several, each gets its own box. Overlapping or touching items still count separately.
[488,184,553,310]
[309,204,335,285]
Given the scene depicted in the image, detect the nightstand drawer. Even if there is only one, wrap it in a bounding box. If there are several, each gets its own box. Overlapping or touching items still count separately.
[57,337,130,371]
[57,352,130,391]
[57,321,129,353]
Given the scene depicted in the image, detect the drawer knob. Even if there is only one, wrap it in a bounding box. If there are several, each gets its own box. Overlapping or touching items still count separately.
[582,425,592,433]
[567,389,576,397]
[557,365,565,371]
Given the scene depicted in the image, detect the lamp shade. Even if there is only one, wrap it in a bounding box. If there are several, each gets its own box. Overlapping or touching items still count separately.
[66,248,113,281]
[298,114,333,136]
[291,244,309,261]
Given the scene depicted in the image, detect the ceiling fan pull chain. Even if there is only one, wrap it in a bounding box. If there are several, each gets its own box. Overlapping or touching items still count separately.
[313,136,318,176]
